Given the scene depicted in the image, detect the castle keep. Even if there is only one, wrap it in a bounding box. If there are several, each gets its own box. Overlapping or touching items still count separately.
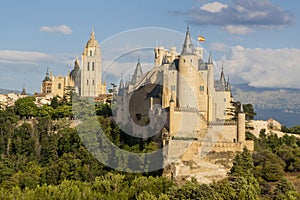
[116,28,254,183]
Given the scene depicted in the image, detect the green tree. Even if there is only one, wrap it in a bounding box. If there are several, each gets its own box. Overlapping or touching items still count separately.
[50,96,59,109]
[273,178,300,200]
[242,104,256,120]
[230,147,254,178]
[14,96,38,119]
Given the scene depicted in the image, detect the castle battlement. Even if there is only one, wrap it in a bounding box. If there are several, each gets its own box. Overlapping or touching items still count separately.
[116,27,254,184]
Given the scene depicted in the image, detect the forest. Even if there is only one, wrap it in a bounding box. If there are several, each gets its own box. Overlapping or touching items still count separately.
[0,96,299,199]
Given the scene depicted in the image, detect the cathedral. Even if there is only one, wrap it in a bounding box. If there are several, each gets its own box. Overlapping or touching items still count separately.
[41,30,106,98]
[116,27,254,183]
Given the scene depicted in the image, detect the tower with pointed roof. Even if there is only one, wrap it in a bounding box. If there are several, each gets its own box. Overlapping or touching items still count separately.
[41,68,52,94]
[115,27,253,183]
[80,29,106,97]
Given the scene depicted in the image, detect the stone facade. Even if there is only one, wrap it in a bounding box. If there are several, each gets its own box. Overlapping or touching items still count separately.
[116,27,254,183]
[40,30,106,98]
[80,30,106,97]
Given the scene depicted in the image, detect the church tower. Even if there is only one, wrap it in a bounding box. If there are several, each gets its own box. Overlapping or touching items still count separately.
[80,29,104,97]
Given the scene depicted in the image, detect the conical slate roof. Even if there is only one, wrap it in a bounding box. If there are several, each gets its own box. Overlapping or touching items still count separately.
[181,27,194,55]
[130,61,143,85]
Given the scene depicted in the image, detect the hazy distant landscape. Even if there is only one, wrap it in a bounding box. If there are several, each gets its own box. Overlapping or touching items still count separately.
[2,83,300,127]
[232,84,300,127]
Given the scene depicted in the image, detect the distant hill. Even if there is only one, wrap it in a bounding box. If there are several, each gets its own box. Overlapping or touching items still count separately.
[232,83,300,127]
[0,88,20,94]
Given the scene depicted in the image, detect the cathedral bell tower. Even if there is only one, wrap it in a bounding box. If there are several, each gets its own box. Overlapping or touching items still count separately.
[80,29,104,97]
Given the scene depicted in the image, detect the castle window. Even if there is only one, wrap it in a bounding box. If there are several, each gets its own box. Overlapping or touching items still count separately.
[87,62,90,71]
[200,85,204,92]
[224,98,226,102]
[58,83,61,89]
[171,85,176,91]
[87,80,89,85]
[90,50,92,56]
[92,80,94,85]
[92,62,94,71]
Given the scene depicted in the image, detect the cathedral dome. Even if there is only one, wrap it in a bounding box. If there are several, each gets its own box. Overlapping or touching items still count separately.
[70,58,80,81]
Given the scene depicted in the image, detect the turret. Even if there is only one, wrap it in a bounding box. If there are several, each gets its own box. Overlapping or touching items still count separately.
[181,27,194,55]
[194,47,203,59]
[207,52,214,91]
[118,77,124,96]
[238,105,246,143]
[220,65,226,85]
[170,47,177,61]
[130,60,143,85]
[177,27,200,108]
[169,95,175,135]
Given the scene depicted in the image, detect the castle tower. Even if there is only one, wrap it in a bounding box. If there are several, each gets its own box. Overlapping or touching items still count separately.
[80,29,103,97]
[238,112,246,142]
[177,27,204,109]
[207,52,215,121]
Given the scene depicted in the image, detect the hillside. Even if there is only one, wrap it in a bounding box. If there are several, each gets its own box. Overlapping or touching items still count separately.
[232,84,300,127]
[0,88,20,94]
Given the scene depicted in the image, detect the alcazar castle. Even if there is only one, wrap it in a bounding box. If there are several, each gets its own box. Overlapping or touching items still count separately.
[40,27,254,183]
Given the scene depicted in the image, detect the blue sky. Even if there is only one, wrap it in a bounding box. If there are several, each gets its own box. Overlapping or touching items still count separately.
[0,0,300,92]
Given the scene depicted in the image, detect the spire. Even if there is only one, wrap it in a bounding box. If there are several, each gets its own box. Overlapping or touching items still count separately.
[43,68,51,82]
[119,76,124,90]
[220,65,226,84]
[74,57,80,68]
[86,28,98,47]
[181,26,194,55]
[130,59,143,85]
[21,82,26,95]
[91,28,95,40]
[118,76,124,96]
[208,51,213,64]
[227,76,231,91]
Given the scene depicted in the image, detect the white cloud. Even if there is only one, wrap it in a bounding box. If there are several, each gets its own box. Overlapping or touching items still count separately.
[219,46,300,89]
[210,42,229,52]
[0,50,75,92]
[223,25,252,34]
[200,2,228,13]
[40,25,72,35]
[0,50,73,66]
[0,50,51,65]
[173,0,294,34]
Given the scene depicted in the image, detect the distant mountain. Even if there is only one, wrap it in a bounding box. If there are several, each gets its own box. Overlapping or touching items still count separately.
[231,84,300,127]
[0,88,20,94]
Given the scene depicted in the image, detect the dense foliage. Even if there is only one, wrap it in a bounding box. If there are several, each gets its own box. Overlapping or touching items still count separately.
[281,125,300,135]
[0,97,299,199]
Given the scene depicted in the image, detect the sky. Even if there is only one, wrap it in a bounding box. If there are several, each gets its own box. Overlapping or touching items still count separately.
[0,0,300,93]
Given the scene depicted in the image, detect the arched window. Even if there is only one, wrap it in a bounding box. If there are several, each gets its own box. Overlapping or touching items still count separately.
[90,50,92,56]
[58,83,61,89]
[87,80,89,85]
[87,62,90,71]
[92,62,94,71]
